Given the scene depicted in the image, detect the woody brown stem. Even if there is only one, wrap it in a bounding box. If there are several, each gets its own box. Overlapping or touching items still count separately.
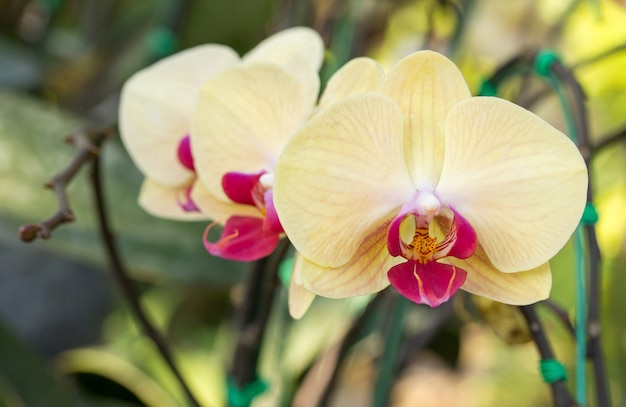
[18,128,111,242]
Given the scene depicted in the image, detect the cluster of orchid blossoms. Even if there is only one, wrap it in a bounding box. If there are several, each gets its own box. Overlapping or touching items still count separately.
[119,27,588,318]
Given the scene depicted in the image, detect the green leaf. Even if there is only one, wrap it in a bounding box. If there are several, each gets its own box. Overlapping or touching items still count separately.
[0,319,75,406]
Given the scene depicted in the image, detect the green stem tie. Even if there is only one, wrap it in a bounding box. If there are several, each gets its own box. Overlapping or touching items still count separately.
[534,50,561,78]
[146,27,177,58]
[581,203,599,225]
[540,359,568,384]
[227,377,269,407]
[478,80,498,96]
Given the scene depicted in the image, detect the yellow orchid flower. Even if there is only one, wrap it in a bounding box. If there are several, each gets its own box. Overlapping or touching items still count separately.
[274,51,588,307]
[118,27,323,220]
[190,56,384,318]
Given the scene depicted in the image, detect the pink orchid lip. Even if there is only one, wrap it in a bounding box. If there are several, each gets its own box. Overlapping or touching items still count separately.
[262,189,284,235]
[386,205,477,307]
[203,216,279,261]
[221,170,285,236]
[177,134,196,172]
[202,170,285,262]
[176,185,200,212]
[388,261,467,307]
[222,171,267,206]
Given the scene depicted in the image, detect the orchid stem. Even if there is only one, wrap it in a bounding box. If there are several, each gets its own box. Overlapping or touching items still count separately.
[89,141,201,407]
[228,239,289,404]
[372,293,410,407]
[520,305,579,407]
[317,291,389,406]
[541,300,576,337]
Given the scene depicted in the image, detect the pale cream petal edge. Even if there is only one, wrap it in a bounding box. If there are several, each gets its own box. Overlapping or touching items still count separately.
[190,181,260,224]
[119,45,240,186]
[298,225,400,298]
[317,57,385,112]
[138,179,210,221]
[444,246,552,305]
[289,253,317,319]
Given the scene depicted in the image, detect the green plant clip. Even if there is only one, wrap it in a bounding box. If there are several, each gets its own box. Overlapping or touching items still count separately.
[478,80,498,96]
[534,50,561,78]
[540,359,568,384]
[278,256,295,288]
[146,27,177,58]
[227,376,269,407]
[581,203,599,225]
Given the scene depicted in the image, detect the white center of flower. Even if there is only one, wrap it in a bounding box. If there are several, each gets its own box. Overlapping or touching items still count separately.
[416,191,441,216]
[259,172,274,189]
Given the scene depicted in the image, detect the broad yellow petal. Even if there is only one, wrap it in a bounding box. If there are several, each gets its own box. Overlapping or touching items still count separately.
[243,26,324,79]
[443,246,552,305]
[289,254,317,319]
[243,27,323,109]
[299,224,401,297]
[274,94,415,267]
[437,97,588,272]
[119,45,239,186]
[138,179,209,221]
[379,51,471,189]
[192,64,312,204]
[190,181,259,224]
[317,57,385,110]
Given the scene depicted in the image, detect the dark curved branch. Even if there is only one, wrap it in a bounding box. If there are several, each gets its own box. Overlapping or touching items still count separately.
[317,291,390,406]
[228,239,290,396]
[540,300,576,337]
[520,305,579,407]
[19,128,112,242]
[593,127,626,155]
[89,138,201,407]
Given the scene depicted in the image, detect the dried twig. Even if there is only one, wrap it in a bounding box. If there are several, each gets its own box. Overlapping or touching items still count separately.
[18,128,111,242]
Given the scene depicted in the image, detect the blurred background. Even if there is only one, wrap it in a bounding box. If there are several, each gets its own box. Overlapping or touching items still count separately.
[1,0,625,406]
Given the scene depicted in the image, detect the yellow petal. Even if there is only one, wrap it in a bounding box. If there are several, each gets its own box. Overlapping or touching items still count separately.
[288,254,317,319]
[243,26,324,79]
[190,181,259,224]
[274,94,415,267]
[437,97,588,272]
[192,64,312,203]
[119,45,239,186]
[443,246,552,305]
[299,225,401,298]
[138,179,209,221]
[317,57,385,110]
[243,27,323,109]
[379,51,471,189]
